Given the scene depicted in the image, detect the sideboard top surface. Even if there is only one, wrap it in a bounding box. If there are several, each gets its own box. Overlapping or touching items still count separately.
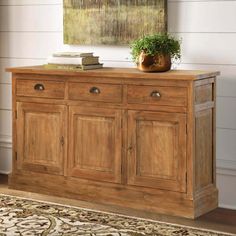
[6,65,220,81]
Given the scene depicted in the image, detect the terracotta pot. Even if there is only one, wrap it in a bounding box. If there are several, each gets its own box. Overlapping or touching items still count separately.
[137,51,171,72]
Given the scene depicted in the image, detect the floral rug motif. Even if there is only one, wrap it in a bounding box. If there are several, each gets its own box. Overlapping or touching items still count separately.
[0,194,234,236]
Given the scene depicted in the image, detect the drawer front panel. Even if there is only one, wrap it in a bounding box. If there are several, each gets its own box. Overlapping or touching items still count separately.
[127,85,187,106]
[195,84,213,104]
[16,79,65,99]
[68,82,122,103]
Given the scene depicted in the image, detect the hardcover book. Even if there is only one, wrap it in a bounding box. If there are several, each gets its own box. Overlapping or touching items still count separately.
[47,56,99,65]
[53,52,94,57]
[44,63,103,70]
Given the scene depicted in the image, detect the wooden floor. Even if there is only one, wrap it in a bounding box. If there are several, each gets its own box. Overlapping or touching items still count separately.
[0,174,236,234]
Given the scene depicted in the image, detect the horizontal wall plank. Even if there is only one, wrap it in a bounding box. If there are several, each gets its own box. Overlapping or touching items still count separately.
[0,110,12,137]
[169,1,236,33]
[101,60,135,68]
[2,2,236,33]
[0,84,11,110]
[0,32,64,59]
[216,128,236,162]
[0,5,62,32]
[0,134,12,173]
[177,33,236,65]
[0,58,45,84]
[217,78,236,98]
[1,32,236,65]
[64,44,132,61]
[217,174,236,209]
[0,0,62,5]
[216,97,236,129]
[217,160,236,173]
[2,1,235,33]
[0,32,130,60]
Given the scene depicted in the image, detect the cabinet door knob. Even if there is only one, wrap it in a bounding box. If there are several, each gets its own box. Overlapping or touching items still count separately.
[89,87,100,94]
[34,84,45,91]
[150,90,161,98]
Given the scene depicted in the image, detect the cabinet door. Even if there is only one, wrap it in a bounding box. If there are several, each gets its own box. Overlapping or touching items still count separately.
[68,106,122,183]
[17,102,66,175]
[127,111,187,192]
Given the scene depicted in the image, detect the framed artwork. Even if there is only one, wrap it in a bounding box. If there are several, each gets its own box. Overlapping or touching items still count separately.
[64,0,167,45]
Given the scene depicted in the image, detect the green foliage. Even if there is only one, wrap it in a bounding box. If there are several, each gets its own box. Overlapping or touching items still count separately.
[130,34,181,62]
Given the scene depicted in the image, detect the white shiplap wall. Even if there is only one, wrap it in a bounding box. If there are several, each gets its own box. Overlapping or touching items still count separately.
[0,0,236,209]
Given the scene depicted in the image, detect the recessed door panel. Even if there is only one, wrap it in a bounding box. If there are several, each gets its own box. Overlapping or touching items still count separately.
[17,102,66,175]
[128,111,187,192]
[68,106,122,183]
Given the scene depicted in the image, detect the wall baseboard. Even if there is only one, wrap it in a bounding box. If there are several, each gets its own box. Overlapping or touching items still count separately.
[0,135,12,174]
[219,203,236,210]
[0,170,11,175]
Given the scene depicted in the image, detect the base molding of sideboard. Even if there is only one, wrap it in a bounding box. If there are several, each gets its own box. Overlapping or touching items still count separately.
[9,172,218,219]
[194,187,218,218]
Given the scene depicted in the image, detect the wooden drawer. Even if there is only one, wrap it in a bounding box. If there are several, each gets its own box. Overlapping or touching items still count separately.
[195,84,213,104]
[127,85,187,107]
[68,82,123,103]
[16,79,65,99]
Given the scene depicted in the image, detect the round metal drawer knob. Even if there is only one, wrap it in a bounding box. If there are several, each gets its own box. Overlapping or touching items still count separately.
[34,84,45,91]
[150,90,161,98]
[89,87,101,94]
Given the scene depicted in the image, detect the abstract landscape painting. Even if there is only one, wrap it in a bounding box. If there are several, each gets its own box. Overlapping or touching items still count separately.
[64,0,167,45]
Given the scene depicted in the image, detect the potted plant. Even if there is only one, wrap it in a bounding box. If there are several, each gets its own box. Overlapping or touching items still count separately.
[130,34,181,72]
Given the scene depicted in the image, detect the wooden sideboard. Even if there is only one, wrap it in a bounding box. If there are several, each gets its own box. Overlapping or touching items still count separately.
[7,66,220,218]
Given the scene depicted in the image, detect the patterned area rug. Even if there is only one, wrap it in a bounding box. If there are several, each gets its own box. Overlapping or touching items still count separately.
[0,194,234,236]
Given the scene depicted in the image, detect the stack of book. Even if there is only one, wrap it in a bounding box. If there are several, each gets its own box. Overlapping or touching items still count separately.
[45,52,103,70]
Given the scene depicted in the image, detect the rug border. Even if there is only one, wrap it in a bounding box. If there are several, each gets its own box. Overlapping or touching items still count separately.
[0,193,234,236]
